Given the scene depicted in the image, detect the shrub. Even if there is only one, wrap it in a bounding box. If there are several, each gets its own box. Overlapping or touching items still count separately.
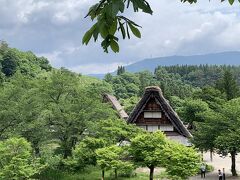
[206,164,214,172]
[40,146,63,170]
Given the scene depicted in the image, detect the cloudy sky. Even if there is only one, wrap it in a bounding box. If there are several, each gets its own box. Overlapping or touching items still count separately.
[0,0,240,74]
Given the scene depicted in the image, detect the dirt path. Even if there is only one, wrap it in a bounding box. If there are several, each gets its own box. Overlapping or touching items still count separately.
[190,152,240,180]
[190,172,239,180]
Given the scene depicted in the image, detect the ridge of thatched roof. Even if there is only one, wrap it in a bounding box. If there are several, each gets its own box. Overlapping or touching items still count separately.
[127,86,192,138]
[103,93,129,120]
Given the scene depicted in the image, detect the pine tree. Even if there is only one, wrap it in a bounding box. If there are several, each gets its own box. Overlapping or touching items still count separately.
[117,66,125,75]
[216,69,239,100]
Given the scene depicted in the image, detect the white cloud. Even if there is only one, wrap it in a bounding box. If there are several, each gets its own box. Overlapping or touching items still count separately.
[70,62,126,74]
[37,51,63,66]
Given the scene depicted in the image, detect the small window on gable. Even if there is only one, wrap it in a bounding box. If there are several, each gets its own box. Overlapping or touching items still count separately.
[144,112,162,118]
[159,125,174,131]
[147,125,159,132]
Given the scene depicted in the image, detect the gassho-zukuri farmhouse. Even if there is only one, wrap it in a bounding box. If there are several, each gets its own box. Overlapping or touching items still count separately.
[104,86,192,146]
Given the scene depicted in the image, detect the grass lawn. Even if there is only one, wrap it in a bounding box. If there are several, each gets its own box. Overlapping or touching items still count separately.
[38,166,166,180]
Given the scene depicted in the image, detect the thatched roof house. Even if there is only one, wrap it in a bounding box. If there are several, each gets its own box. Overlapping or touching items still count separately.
[128,86,191,145]
[104,86,191,145]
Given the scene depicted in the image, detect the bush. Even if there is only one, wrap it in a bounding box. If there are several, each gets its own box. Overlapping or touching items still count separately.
[63,137,106,171]
[40,146,63,170]
[206,164,214,172]
[118,164,136,177]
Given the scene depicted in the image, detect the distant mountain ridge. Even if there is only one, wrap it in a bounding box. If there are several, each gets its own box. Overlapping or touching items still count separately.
[89,51,240,78]
[125,51,240,73]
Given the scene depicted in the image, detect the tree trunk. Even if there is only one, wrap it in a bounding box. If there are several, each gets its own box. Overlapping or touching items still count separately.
[210,150,213,162]
[62,142,72,159]
[231,151,237,176]
[32,140,41,157]
[115,169,118,179]
[35,146,40,157]
[149,166,154,180]
[102,170,105,180]
[63,148,71,159]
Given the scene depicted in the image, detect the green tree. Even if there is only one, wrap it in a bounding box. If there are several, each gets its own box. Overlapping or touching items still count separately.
[216,69,239,100]
[0,137,44,180]
[0,74,30,138]
[1,50,18,76]
[104,73,113,82]
[193,98,240,176]
[177,99,209,129]
[193,86,226,110]
[163,141,200,180]
[215,133,240,177]
[0,72,4,85]
[137,71,155,96]
[117,66,125,75]
[0,43,52,78]
[18,88,49,157]
[169,96,185,110]
[38,57,52,71]
[109,72,140,99]
[129,131,167,180]
[38,69,116,158]
[0,73,48,156]
[89,118,142,145]
[96,145,133,180]
[192,110,222,161]
[66,118,140,171]
[65,137,107,170]
[121,96,140,114]
[214,98,240,176]
[154,68,195,99]
[0,41,8,55]
[130,131,200,180]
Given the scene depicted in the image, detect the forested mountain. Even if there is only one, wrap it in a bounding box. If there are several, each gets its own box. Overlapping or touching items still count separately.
[90,51,240,78]
[155,65,240,87]
[125,51,240,72]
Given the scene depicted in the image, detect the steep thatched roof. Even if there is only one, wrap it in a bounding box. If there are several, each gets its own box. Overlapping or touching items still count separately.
[103,94,129,120]
[127,86,192,138]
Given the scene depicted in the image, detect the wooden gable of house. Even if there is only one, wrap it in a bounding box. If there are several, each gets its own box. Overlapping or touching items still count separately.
[127,86,192,139]
[134,97,175,133]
